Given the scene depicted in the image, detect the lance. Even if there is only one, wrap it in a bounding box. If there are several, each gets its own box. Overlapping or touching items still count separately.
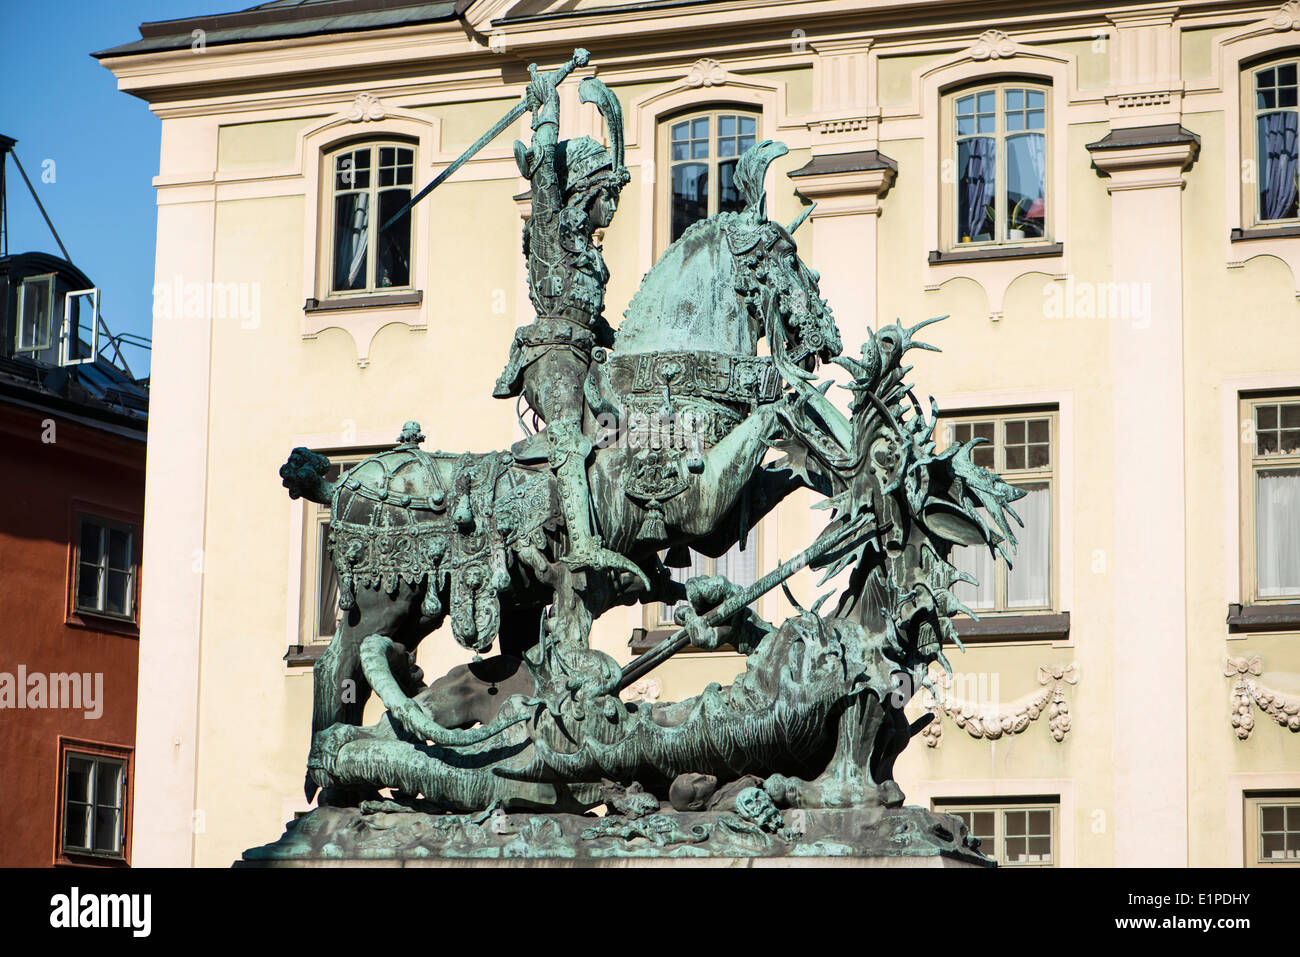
[615,512,872,692]
[379,47,591,233]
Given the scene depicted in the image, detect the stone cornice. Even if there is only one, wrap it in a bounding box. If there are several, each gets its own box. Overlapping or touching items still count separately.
[1086,124,1200,191]
[788,150,897,216]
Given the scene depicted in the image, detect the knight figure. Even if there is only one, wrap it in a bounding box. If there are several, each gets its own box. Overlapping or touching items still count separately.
[493,65,633,578]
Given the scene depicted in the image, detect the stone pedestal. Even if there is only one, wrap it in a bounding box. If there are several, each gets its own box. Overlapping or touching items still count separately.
[239,803,993,867]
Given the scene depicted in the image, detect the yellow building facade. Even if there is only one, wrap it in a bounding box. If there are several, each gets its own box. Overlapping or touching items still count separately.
[98,0,1299,867]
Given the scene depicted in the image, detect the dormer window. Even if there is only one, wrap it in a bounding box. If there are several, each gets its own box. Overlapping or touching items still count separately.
[15,273,54,356]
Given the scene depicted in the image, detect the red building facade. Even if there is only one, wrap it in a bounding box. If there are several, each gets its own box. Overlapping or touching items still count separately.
[0,245,148,866]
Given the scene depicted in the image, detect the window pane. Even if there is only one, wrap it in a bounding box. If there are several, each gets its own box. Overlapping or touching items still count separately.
[80,521,103,564]
[1282,403,1300,428]
[718,160,741,214]
[106,570,131,616]
[1005,836,1027,862]
[1005,420,1026,445]
[64,802,91,851]
[719,114,735,137]
[1027,835,1052,861]
[93,806,121,853]
[95,761,123,808]
[333,193,370,291]
[1006,483,1051,608]
[19,278,53,351]
[1262,805,1285,831]
[1007,133,1047,239]
[957,137,996,242]
[1257,112,1300,221]
[108,528,131,570]
[377,189,412,288]
[67,757,93,803]
[78,563,101,609]
[335,150,369,190]
[317,522,340,640]
[951,543,996,610]
[1256,469,1300,597]
[672,163,708,243]
[1005,810,1027,835]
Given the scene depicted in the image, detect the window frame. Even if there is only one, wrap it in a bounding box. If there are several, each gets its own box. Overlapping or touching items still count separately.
[1240,392,1300,604]
[1245,792,1300,867]
[1241,55,1300,229]
[941,79,1053,252]
[56,739,132,865]
[15,272,57,356]
[934,797,1059,867]
[320,138,417,301]
[72,513,138,624]
[940,407,1058,615]
[655,105,761,255]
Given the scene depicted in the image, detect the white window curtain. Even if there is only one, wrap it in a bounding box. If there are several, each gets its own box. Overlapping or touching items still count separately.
[1007,482,1051,608]
[1257,469,1300,597]
[716,531,757,589]
[952,542,996,610]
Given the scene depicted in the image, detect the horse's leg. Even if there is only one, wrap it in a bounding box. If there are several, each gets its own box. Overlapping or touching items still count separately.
[668,403,783,538]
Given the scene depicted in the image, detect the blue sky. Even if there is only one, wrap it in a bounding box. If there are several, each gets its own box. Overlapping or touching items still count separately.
[2,1,238,377]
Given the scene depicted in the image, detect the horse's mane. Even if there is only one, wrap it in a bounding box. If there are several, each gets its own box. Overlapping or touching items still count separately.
[615,211,758,357]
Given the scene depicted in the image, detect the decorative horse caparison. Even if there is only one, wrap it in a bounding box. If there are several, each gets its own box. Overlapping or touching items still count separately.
[280,139,844,780]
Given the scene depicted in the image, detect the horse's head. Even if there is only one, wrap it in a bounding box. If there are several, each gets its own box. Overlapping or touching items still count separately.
[616,139,843,366]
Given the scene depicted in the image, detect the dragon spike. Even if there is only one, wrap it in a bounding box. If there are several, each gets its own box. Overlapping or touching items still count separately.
[899,315,947,354]
[811,590,836,615]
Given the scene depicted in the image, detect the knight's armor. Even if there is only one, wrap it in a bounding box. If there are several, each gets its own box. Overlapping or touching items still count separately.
[492,67,632,576]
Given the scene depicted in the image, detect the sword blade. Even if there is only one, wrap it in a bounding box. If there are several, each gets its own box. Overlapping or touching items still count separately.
[378,98,531,233]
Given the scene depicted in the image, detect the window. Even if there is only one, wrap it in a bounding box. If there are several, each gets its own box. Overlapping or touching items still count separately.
[1248,59,1300,225]
[74,515,136,621]
[935,798,1058,866]
[948,83,1049,247]
[15,273,55,356]
[1245,794,1300,866]
[61,288,99,366]
[60,750,127,860]
[943,410,1055,613]
[327,142,414,295]
[659,108,758,249]
[1242,395,1300,601]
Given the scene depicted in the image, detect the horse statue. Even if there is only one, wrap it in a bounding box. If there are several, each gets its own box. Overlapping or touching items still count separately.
[280,134,841,800]
[247,51,1028,865]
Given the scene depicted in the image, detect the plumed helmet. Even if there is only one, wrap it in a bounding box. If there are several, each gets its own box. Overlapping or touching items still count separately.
[557,136,616,194]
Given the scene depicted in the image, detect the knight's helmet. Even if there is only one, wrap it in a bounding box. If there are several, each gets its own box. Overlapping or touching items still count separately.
[557,76,630,196]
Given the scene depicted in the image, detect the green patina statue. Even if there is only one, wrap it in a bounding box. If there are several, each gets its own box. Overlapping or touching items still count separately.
[252,50,1025,865]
